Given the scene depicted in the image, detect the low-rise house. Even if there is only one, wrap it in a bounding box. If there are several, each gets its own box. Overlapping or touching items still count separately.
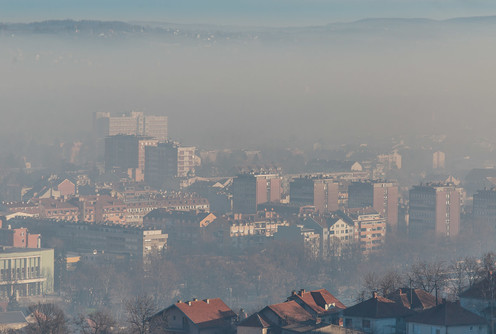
[459,276,496,317]
[342,292,414,334]
[239,300,362,334]
[406,301,488,334]
[287,289,346,325]
[386,289,436,312]
[150,298,236,334]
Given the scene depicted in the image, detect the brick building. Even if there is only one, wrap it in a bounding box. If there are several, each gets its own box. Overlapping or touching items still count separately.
[348,181,398,231]
[408,184,461,238]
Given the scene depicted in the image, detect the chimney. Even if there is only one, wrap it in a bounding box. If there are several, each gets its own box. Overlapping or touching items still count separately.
[299,289,305,296]
[177,300,182,303]
[291,290,296,296]
[188,301,192,306]
[204,299,210,304]
[373,291,378,299]
[193,298,198,301]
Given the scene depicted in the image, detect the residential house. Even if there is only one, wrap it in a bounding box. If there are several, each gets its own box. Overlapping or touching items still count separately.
[150,298,236,334]
[386,289,436,312]
[406,301,487,334]
[287,289,346,325]
[342,292,414,334]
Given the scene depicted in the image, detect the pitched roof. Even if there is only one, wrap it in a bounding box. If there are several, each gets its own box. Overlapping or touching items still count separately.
[343,294,414,319]
[265,301,314,324]
[407,301,487,326]
[173,299,236,328]
[238,313,271,328]
[289,289,346,315]
[0,311,27,324]
[459,277,495,300]
[387,288,436,310]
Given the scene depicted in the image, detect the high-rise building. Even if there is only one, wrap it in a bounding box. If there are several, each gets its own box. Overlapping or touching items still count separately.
[408,184,460,238]
[348,181,398,231]
[343,208,386,254]
[232,174,282,214]
[177,147,197,178]
[433,151,446,169]
[94,111,168,141]
[104,135,140,172]
[290,177,339,213]
[104,135,158,178]
[144,142,178,190]
[473,188,496,226]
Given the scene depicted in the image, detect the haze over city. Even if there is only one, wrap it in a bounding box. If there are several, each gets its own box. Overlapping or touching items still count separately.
[2,1,496,333]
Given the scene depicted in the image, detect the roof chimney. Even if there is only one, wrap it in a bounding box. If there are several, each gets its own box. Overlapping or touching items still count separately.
[291,290,296,296]
[299,289,305,296]
[188,301,192,306]
[204,299,210,304]
[177,300,182,303]
[193,298,198,301]
[373,291,378,299]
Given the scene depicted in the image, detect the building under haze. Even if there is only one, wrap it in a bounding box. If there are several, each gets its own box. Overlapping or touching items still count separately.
[0,248,54,300]
[94,111,168,141]
[232,173,282,215]
[144,142,178,190]
[408,184,460,238]
[290,177,339,213]
[348,181,398,231]
[473,188,496,226]
[177,146,198,178]
[433,151,446,169]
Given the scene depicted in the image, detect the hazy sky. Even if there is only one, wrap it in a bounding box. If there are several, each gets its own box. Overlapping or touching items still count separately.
[2,0,496,26]
[2,1,496,151]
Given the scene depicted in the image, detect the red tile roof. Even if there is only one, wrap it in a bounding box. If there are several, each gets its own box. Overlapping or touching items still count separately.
[387,288,436,310]
[174,298,236,328]
[266,301,314,323]
[290,289,346,315]
[407,301,487,326]
[343,294,414,319]
[238,313,271,328]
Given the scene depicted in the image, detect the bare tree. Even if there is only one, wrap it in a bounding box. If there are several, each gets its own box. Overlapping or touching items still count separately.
[407,260,447,304]
[125,295,156,334]
[75,309,116,334]
[448,259,466,299]
[357,270,403,302]
[463,256,481,287]
[479,252,496,279]
[26,303,68,334]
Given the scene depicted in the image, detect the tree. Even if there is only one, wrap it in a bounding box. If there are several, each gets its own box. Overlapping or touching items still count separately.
[75,309,116,334]
[407,260,447,304]
[125,295,156,334]
[463,256,481,287]
[26,303,68,334]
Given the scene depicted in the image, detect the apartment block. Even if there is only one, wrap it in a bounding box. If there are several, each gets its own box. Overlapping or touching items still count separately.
[348,181,398,231]
[233,173,282,214]
[408,184,460,238]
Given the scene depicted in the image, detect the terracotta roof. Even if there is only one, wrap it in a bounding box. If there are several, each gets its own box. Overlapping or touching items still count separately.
[290,289,346,315]
[387,288,436,310]
[343,294,414,319]
[407,301,487,326]
[174,299,236,328]
[266,301,314,324]
[238,313,271,328]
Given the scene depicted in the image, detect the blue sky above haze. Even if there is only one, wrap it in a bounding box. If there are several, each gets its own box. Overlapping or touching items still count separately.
[2,0,496,26]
